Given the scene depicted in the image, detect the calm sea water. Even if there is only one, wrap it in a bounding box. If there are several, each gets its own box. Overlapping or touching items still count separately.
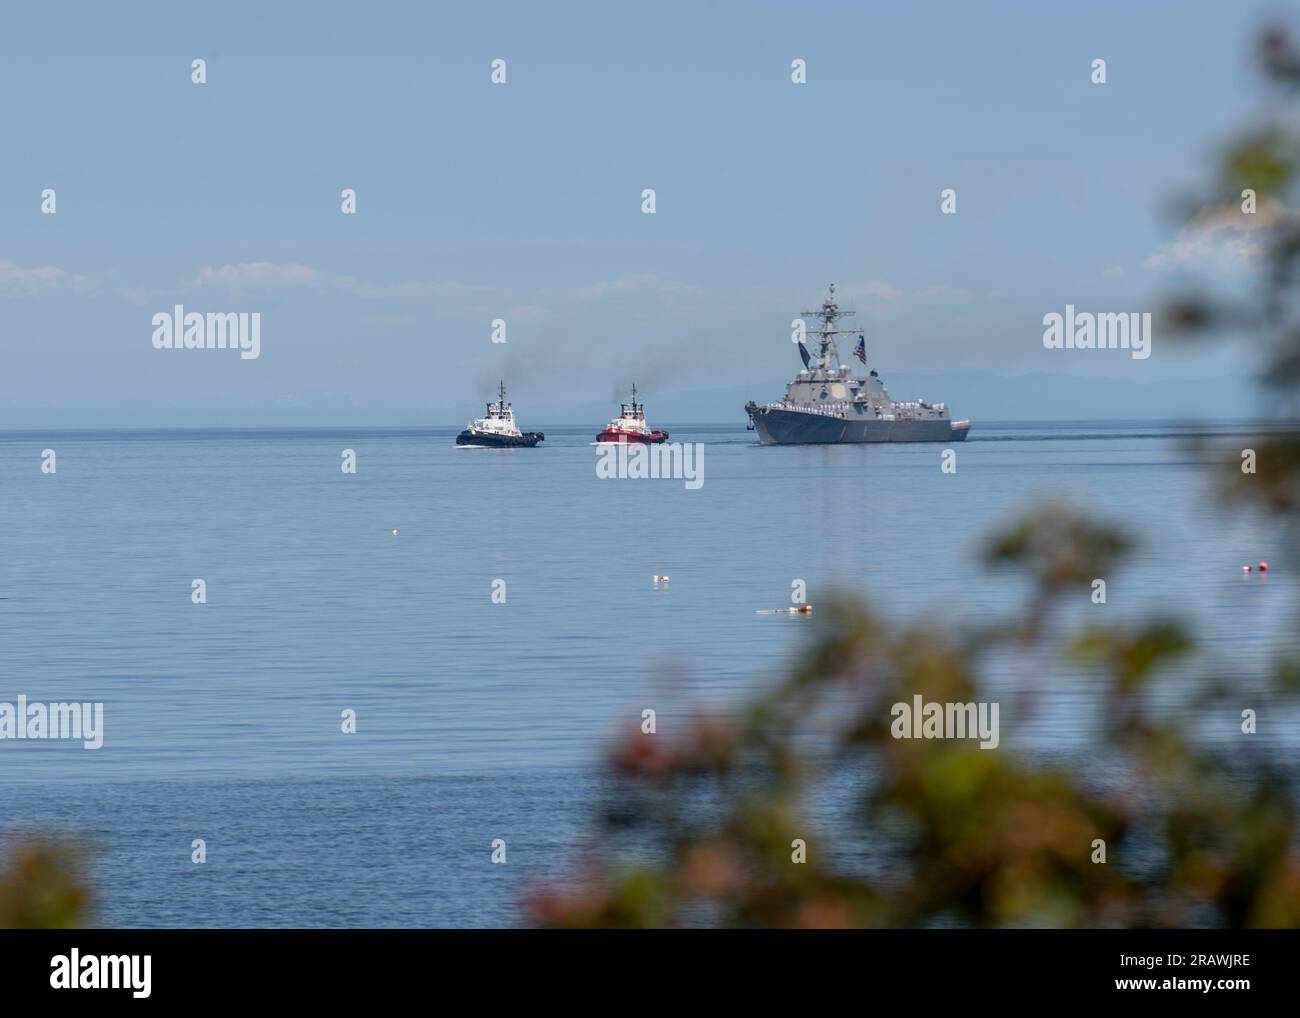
[1,421,1296,926]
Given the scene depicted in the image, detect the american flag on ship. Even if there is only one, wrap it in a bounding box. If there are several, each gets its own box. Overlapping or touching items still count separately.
[853,337,866,364]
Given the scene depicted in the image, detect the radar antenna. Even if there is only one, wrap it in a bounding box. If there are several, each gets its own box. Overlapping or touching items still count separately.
[800,284,864,369]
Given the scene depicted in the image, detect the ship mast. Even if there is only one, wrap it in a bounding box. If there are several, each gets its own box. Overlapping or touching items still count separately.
[497,379,508,412]
[801,283,864,370]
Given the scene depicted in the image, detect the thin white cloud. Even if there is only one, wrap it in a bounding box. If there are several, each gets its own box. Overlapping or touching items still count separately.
[837,279,902,301]
[500,304,553,322]
[1144,198,1294,272]
[0,260,96,296]
[570,274,697,302]
[195,262,498,303]
[348,279,493,301]
[833,281,972,308]
[196,262,319,288]
[914,284,971,301]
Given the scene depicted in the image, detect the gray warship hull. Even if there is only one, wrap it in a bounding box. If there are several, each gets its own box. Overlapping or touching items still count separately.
[747,404,970,445]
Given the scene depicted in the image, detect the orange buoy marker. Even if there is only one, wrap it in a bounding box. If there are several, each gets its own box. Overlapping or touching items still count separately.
[1259,561,1270,572]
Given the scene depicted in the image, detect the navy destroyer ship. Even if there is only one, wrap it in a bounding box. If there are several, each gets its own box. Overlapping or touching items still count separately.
[745,286,971,444]
[456,381,544,447]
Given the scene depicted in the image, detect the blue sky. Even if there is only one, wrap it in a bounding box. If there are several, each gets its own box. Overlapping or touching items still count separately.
[0,0,1284,425]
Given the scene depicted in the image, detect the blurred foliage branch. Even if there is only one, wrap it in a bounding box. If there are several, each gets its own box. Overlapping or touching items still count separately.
[0,837,94,929]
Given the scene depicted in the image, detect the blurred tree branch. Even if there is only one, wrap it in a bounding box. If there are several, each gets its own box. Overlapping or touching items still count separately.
[0,837,94,929]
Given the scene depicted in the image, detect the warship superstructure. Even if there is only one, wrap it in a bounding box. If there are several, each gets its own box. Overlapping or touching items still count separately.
[456,381,544,447]
[745,286,971,445]
[596,384,668,444]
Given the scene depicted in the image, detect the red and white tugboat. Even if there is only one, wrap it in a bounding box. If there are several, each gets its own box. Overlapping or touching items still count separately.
[596,384,668,444]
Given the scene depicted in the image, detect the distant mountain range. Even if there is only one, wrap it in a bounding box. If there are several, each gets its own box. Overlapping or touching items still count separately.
[533,372,1264,426]
[0,371,1270,430]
